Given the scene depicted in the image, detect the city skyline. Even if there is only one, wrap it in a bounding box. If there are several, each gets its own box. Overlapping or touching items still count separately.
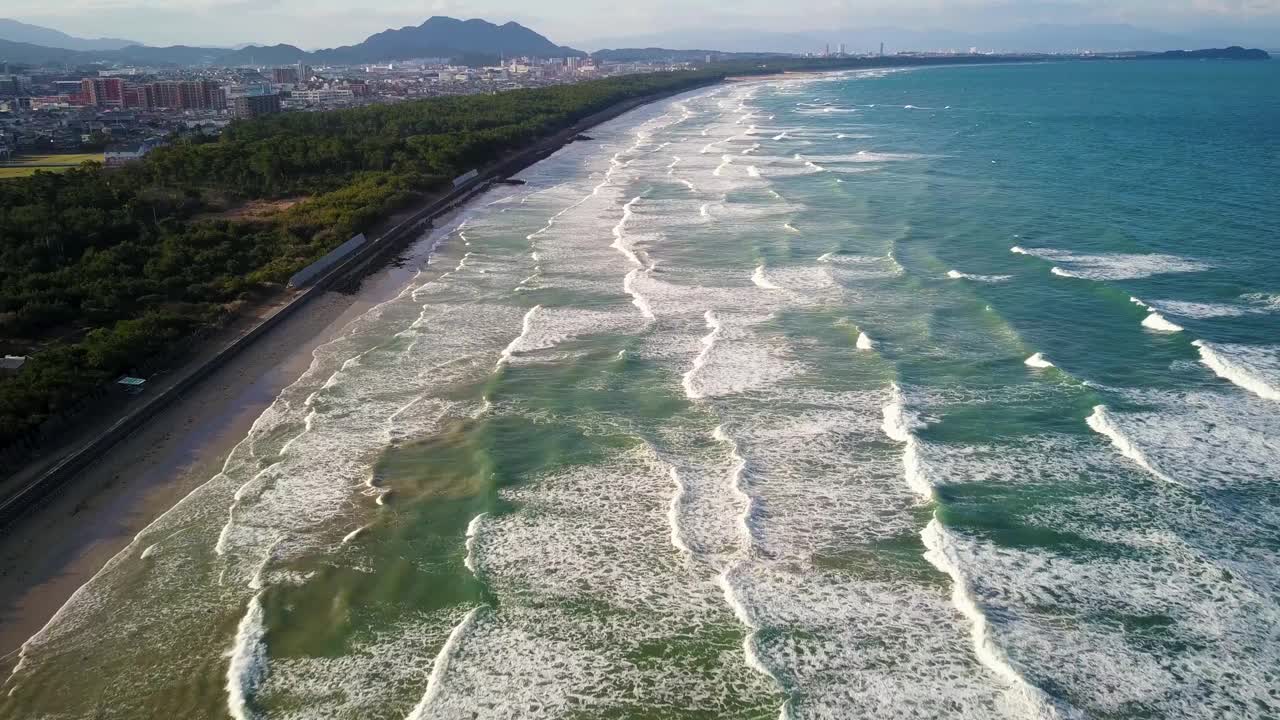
[5,0,1279,50]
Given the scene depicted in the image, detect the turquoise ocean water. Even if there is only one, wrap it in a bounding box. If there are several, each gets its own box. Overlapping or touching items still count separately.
[3,60,1278,719]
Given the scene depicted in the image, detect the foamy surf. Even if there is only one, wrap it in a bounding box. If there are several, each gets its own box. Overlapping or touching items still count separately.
[225,592,267,720]
[1192,340,1280,401]
[404,607,483,720]
[714,566,789,717]
[1024,353,1054,368]
[752,265,782,290]
[1141,312,1183,332]
[624,268,656,320]
[922,520,1075,720]
[666,469,694,561]
[464,513,486,574]
[855,332,875,351]
[682,311,723,400]
[948,269,1013,283]
[496,306,542,368]
[1085,405,1180,486]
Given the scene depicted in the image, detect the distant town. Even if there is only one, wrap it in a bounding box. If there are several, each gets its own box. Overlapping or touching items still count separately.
[0,15,1267,177]
[0,55,715,169]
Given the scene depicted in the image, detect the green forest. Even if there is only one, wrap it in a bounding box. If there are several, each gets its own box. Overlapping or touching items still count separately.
[0,70,721,450]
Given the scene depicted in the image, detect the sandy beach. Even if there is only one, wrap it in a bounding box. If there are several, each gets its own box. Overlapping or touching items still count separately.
[0,225,445,666]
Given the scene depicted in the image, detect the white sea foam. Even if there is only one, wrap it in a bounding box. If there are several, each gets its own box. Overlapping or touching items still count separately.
[464,513,486,574]
[1141,312,1183,332]
[1143,299,1254,318]
[855,332,875,351]
[880,384,932,498]
[666,469,693,561]
[682,311,722,400]
[1024,353,1054,368]
[496,306,542,368]
[713,424,757,553]
[225,593,267,720]
[1013,247,1211,281]
[610,195,644,266]
[1085,405,1179,486]
[624,268,656,320]
[1192,341,1280,401]
[752,265,782,290]
[948,269,1013,283]
[404,607,483,720]
[1242,292,1280,311]
[922,520,1074,720]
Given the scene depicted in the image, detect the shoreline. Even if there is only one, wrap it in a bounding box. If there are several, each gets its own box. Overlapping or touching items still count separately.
[0,79,724,664]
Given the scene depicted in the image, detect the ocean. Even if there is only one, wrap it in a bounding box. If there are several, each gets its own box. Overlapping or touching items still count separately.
[3,59,1278,719]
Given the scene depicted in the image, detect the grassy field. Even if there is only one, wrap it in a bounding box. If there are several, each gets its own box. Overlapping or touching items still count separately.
[0,153,104,179]
[6,153,106,166]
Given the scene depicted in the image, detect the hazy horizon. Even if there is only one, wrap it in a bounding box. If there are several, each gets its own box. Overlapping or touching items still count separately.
[5,1,1280,51]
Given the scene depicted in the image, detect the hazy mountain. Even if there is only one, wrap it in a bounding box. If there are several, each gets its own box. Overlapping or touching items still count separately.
[0,36,83,65]
[220,44,310,66]
[0,18,139,51]
[312,16,584,64]
[579,23,1275,54]
[0,16,585,67]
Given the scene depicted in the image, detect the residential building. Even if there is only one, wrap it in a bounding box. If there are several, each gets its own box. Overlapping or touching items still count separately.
[233,93,282,119]
[82,78,124,108]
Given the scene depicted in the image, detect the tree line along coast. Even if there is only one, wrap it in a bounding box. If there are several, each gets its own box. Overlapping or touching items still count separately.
[0,50,1266,472]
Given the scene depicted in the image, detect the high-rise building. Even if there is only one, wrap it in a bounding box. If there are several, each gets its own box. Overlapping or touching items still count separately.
[295,62,312,83]
[271,67,299,84]
[0,74,30,98]
[142,81,226,110]
[838,43,846,56]
[122,84,153,110]
[81,78,124,108]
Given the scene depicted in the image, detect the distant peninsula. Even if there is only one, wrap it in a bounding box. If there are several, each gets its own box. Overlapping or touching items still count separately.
[1136,46,1270,60]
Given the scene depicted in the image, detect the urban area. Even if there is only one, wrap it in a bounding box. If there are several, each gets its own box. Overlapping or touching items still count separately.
[0,55,694,171]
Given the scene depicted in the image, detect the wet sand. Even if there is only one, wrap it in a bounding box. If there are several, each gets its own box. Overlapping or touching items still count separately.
[0,228,444,666]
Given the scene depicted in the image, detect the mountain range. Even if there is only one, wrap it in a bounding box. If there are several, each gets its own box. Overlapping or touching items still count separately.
[0,16,583,67]
[580,24,1279,54]
[1,16,1274,69]
[0,18,139,52]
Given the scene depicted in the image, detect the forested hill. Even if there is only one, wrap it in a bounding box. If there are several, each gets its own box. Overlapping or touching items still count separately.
[0,71,716,452]
[0,16,585,67]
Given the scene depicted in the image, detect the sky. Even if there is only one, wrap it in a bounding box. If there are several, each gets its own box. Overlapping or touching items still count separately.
[8,0,1280,49]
